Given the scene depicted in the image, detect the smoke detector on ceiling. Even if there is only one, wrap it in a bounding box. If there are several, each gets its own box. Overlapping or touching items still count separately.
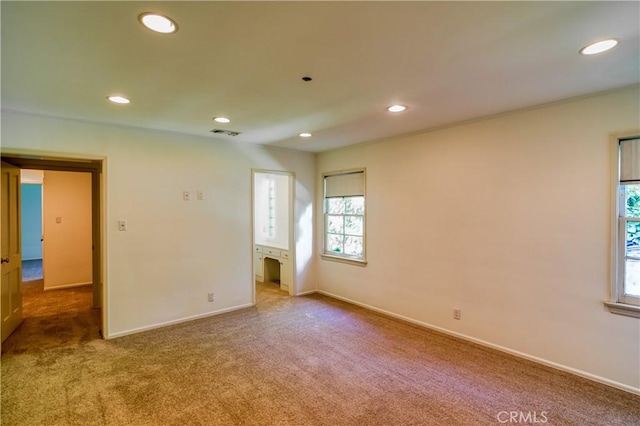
[210,129,241,137]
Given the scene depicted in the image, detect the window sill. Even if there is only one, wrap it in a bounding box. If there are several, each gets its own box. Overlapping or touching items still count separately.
[321,254,367,267]
[604,301,640,318]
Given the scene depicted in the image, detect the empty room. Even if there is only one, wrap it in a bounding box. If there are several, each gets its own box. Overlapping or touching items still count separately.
[1,2,639,425]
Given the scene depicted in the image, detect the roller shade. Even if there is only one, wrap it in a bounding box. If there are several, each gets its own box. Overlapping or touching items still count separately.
[324,171,364,198]
[620,138,640,183]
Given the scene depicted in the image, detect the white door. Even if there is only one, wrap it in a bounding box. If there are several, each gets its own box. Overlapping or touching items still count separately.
[1,161,23,342]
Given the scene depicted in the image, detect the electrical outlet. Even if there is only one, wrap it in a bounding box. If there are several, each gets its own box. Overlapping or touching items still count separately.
[197,190,203,200]
[208,292,214,302]
[453,308,461,320]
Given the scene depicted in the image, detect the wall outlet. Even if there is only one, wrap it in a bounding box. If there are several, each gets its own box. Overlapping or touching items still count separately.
[197,190,203,200]
[453,308,461,320]
[208,292,214,302]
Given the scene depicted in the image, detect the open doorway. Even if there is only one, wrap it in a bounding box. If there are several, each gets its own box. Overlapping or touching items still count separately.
[20,170,43,282]
[1,154,104,350]
[252,170,295,305]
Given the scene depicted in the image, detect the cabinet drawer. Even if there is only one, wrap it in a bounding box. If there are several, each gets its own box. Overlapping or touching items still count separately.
[254,246,263,253]
[265,248,281,257]
[280,251,290,260]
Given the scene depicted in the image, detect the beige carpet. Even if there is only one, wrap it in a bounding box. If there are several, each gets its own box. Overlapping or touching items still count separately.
[1,280,639,425]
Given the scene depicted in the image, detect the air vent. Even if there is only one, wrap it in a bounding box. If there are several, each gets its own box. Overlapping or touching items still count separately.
[210,129,241,137]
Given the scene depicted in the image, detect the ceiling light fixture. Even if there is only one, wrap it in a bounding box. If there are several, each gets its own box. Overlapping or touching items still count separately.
[299,132,312,138]
[387,104,407,113]
[138,13,178,34]
[107,95,130,104]
[579,38,619,55]
[213,117,230,123]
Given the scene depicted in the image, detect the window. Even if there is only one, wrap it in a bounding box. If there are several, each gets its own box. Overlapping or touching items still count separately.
[323,170,366,265]
[268,177,276,237]
[608,136,640,317]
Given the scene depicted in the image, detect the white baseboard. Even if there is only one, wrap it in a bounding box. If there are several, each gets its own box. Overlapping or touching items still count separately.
[106,303,254,339]
[315,290,640,396]
[295,289,317,297]
[43,281,92,291]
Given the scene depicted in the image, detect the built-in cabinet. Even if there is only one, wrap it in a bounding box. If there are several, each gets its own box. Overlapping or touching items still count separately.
[254,244,292,292]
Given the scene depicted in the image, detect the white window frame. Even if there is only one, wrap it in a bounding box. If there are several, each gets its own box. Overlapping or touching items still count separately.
[321,169,367,266]
[606,132,640,318]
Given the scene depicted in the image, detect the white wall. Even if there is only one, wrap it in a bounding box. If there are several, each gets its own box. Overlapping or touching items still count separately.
[254,172,290,250]
[1,111,316,337]
[21,169,44,184]
[316,86,640,392]
[42,171,93,289]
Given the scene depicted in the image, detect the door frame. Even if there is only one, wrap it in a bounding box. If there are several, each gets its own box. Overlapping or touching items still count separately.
[251,169,296,304]
[0,151,107,338]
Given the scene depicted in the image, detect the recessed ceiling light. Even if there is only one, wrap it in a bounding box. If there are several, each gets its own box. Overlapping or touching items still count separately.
[299,132,312,138]
[138,13,178,34]
[107,95,130,104]
[387,104,407,113]
[579,39,619,55]
[213,117,230,123]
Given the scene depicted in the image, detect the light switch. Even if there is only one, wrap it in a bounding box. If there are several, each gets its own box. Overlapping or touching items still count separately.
[56,217,62,224]
[118,220,127,231]
[183,190,190,201]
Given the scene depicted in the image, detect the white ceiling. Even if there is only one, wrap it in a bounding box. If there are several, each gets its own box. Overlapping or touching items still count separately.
[2,1,639,153]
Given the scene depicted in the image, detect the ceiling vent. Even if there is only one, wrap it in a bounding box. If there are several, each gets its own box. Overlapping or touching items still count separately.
[210,129,241,137]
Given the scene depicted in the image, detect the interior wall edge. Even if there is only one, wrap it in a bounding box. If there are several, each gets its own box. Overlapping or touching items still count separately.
[42,282,92,291]
[104,303,254,340]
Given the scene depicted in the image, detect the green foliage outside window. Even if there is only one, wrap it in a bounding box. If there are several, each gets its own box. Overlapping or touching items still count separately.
[326,196,364,257]
[625,185,640,249]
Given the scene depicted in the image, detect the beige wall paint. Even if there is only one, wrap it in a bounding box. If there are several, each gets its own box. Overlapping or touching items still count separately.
[42,171,92,289]
[1,112,316,338]
[316,86,640,392]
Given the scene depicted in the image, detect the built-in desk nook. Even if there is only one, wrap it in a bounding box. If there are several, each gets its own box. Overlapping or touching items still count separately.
[254,245,292,292]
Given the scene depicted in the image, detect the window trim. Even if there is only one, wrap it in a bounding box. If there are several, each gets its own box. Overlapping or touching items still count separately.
[607,132,640,318]
[321,168,367,266]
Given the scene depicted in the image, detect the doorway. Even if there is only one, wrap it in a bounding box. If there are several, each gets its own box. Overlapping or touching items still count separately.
[0,154,104,345]
[20,171,43,282]
[252,170,295,304]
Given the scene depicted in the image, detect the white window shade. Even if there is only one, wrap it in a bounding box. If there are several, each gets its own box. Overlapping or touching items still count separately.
[620,138,640,183]
[325,171,364,198]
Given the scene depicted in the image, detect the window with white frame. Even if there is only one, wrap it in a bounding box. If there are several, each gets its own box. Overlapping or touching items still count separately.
[268,176,276,237]
[609,136,640,317]
[323,170,366,263]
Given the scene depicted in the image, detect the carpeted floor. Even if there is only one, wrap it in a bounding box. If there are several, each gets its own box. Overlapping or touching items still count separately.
[1,280,639,425]
[22,259,43,282]
[2,280,100,354]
